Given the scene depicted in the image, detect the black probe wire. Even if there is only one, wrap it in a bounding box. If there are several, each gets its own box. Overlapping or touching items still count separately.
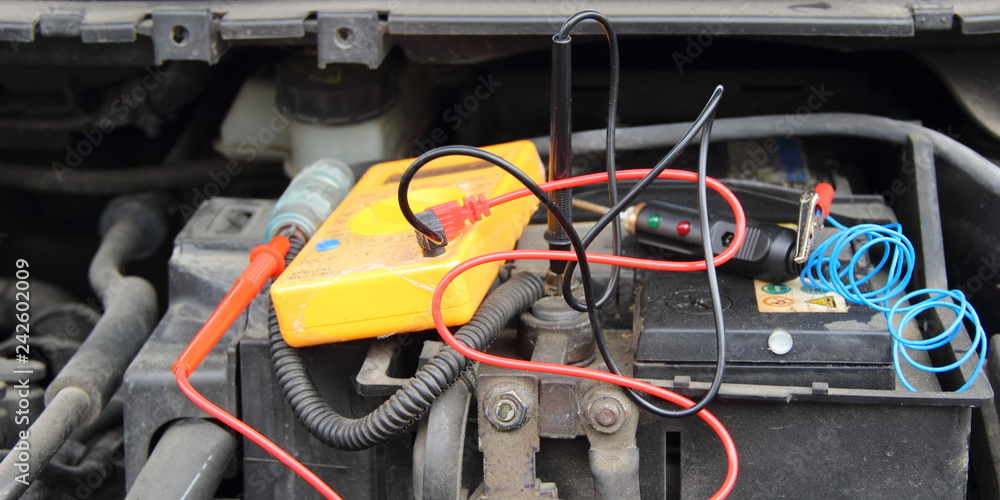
[593,89,727,418]
[553,11,623,311]
[399,147,578,248]
[397,146,644,416]
[688,98,727,417]
[561,86,725,308]
[398,86,727,417]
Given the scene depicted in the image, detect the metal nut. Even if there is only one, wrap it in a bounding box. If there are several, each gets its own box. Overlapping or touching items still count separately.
[586,395,628,434]
[486,389,529,431]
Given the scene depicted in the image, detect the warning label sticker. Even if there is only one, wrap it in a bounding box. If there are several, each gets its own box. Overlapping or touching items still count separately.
[754,278,849,313]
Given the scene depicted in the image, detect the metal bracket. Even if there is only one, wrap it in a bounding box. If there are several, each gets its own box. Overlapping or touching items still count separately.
[0,23,33,44]
[152,10,221,65]
[220,16,306,40]
[579,384,640,500]
[317,11,389,69]
[910,2,954,31]
[477,374,558,499]
[529,333,584,439]
[39,10,83,37]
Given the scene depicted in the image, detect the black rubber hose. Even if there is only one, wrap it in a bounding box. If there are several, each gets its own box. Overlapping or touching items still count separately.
[0,387,91,499]
[0,195,166,499]
[269,244,544,451]
[529,113,1000,194]
[46,196,166,423]
[0,159,283,195]
[126,419,237,500]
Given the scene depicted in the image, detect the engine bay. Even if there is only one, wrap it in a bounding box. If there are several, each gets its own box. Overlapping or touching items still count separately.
[2,3,1000,499]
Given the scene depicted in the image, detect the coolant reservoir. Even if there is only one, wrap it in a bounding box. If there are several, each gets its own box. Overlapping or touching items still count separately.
[215,53,411,175]
[276,53,407,175]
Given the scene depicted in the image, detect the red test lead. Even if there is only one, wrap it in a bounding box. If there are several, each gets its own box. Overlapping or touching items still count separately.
[431,251,740,500]
[173,235,342,500]
[174,169,745,500]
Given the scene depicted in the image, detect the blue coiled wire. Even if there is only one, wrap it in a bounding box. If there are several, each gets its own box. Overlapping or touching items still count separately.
[800,216,986,392]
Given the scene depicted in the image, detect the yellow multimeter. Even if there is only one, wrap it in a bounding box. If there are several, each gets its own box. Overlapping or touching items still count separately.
[270,140,544,347]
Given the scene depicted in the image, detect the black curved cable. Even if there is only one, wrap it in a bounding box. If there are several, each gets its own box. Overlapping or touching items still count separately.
[397,84,728,418]
[553,10,623,310]
[269,236,546,450]
[560,85,725,309]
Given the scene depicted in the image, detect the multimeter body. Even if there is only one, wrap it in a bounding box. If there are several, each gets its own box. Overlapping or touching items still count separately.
[270,141,543,347]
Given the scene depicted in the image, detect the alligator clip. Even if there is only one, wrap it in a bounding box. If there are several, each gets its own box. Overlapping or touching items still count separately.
[793,182,835,264]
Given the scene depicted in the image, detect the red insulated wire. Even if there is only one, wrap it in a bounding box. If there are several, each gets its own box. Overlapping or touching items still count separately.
[171,169,743,500]
[430,250,739,500]
[434,168,745,498]
[173,235,342,500]
[493,168,748,271]
[491,168,729,207]
[175,371,343,500]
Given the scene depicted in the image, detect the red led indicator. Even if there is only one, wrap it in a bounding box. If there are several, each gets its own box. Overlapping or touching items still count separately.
[677,221,691,236]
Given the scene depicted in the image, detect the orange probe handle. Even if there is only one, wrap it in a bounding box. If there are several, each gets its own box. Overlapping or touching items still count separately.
[173,235,291,376]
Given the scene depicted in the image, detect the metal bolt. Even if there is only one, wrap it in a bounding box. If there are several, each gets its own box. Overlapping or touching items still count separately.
[485,388,529,431]
[587,395,627,434]
[595,406,618,427]
[495,399,517,423]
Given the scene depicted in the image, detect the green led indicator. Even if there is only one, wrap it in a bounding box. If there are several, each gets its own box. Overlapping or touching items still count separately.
[647,214,661,229]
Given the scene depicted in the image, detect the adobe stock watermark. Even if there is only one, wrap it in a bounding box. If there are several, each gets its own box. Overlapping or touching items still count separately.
[407,74,503,157]
[56,447,123,500]
[730,84,835,175]
[671,12,742,73]
[958,251,1000,300]
[176,108,291,220]
[51,66,167,181]
[854,124,964,221]
[6,2,71,54]
[6,31,31,55]
[543,0,590,30]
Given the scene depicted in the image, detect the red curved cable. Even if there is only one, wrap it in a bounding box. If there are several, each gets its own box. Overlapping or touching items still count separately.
[491,168,728,204]
[491,168,746,269]
[430,251,739,499]
[175,369,342,500]
[172,168,743,500]
[173,235,342,500]
[429,167,746,499]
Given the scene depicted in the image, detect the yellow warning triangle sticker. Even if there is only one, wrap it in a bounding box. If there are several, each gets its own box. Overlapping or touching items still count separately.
[808,296,837,308]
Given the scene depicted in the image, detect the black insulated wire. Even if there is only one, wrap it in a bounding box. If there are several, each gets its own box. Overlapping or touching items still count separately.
[676,98,727,418]
[560,86,725,310]
[397,84,727,418]
[579,87,728,418]
[550,10,623,306]
[399,147,580,249]
[269,236,544,450]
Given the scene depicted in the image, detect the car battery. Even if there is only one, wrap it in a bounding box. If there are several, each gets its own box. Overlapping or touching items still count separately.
[633,266,895,389]
[631,191,896,390]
